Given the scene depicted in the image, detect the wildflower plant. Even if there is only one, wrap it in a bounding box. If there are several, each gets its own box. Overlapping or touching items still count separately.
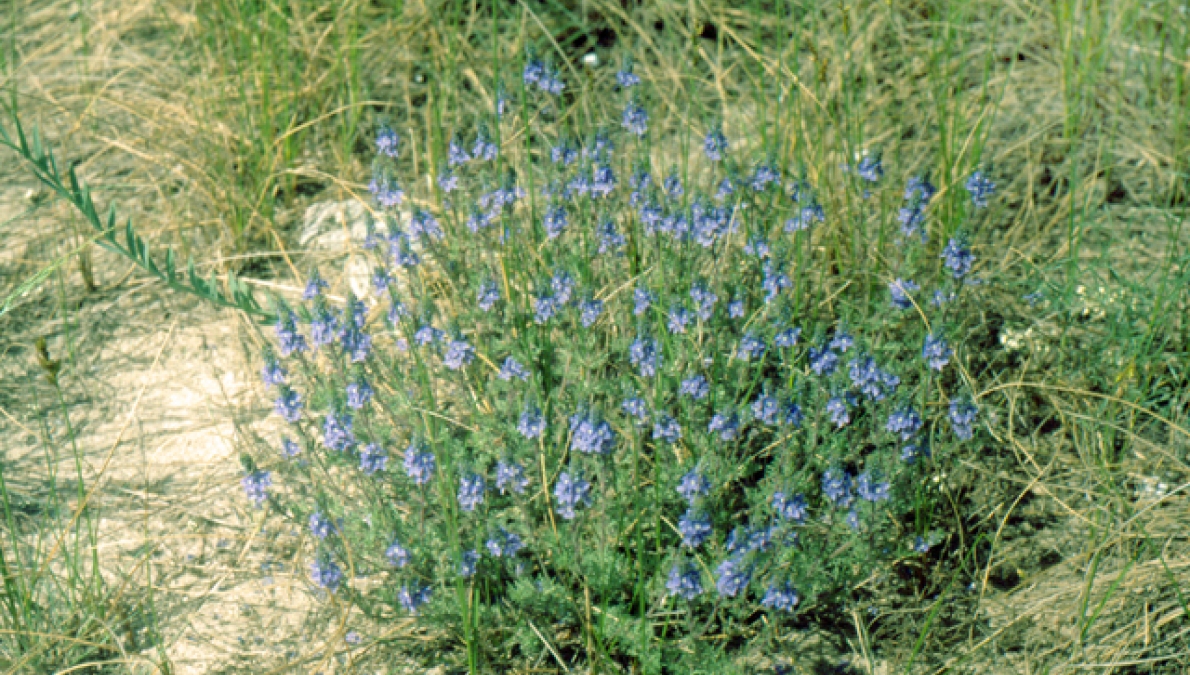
[249,53,995,673]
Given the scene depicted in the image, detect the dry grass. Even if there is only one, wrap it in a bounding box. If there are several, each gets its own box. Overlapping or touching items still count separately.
[1,0,1188,672]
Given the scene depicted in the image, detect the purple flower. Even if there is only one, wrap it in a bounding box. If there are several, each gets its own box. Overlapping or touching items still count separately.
[949,399,978,440]
[629,336,661,377]
[704,127,728,161]
[477,280,500,311]
[403,444,436,485]
[922,333,952,370]
[678,509,713,548]
[652,414,682,443]
[498,356,530,381]
[438,169,459,193]
[443,339,475,370]
[554,472,593,520]
[386,540,409,567]
[633,287,654,316]
[495,460,529,495]
[822,469,853,508]
[309,306,339,350]
[274,387,303,423]
[346,380,373,409]
[856,471,890,502]
[359,444,388,475]
[471,131,498,162]
[303,271,327,301]
[889,279,920,310]
[311,556,343,593]
[518,407,547,440]
[761,582,800,611]
[368,174,403,208]
[680,374,709,400]
[667,562,704,600]
[447,139,470,166]
[738,333,767,361]
[715,557,751,597]
[458,474,486,512]
[414,325,444,346]
[616,69,641,87]
[677,469,711,504]
[280,437,301,458]
[323,410,355,451]
[241,471,271,507]
[773,491,807,523]
[965,171,995,208]
[570,410,616,454]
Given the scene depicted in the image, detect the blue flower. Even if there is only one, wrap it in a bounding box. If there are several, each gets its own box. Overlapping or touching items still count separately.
[443,339,475,370]
[534,294,560,324]
[409,210,443,240]
[372,268,393,294]
[570,410,616,454]
[680,374,709,400]
[913,536,931,553]
[677,469,711,504]
[375,126,399,158]
[359,444,388,475]
[905,175,937,202]
[704,127,728,161]
[922,333,952,370]
[551,270,575,304]
[889,279,920,310]
[663,172,683,199]
[597,219,626,254]
[616,69,641,87]
[751,394,780,425]
[458,549,480,578]
[622,396,649,421]
[826,396,851,427]
[471,130,498,162]
[386,540,409,567]
[715,557,751,597]
[518,407,547,440]
[274,311,307,356]
[715,176,735,200]
[761,262,791,303]
[310,306,340,350]
[543,205,568,239]
[495,460,529,494]
[241,471,271,507]
[397,582,432,613]
[487,528,525,557]
[942,238,975,279]
[309,511,334,539]
[773,491,807,523]
[856,471,890,502]
[774,327,801,348]
[579,299,604,327]
[474,280,500,312]
[728,298,745,319]
[387,299,407,325]
[280,437,301,458]
[786,202,825,231]
[403,444,436,485]
[458,474,486,512]
[591,164,616,197]
[554,472,593,520]
[633,287,654,316]
[679,509,713,548]
[346,379,373,409]
[414,325,444,346]
[438,169,459,193]
[886,407,923,440]
[965,171,995,208]
[846,509,861,530]
[830,331,854,352]
[898,205,928,241]
[744,236,770,258]
[749,164,781,191]
[902,443,930,463]
[667,305,693,334]
[311,556,343,593]
[822,469,853,508]
[652,414,682,443]
[849,356,900,401]
[949,399,978,440]
[782,402,804,427]
[447,138,471,166]
[368,174,403,208]
[622,101,649,136]
[708,412,740,440]
[323,410,356,451]
[551,142,578,165]
[498,357,531,381]
[629,336,661,377]
[761,582,800,611]
[303,270,328,300]
[689,284,718,320]
[261,357,286,388]
[856,153,883,183]
[667,562,704,600]
[808,345,839,377]
[738,333,767,361]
